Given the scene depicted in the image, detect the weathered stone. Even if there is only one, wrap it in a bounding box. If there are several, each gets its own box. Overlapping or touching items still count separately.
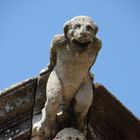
[0,74,140,140]
[32,71,140,140]
[32,16,102,140]
[33,69,50,115]
[54,127,86,140]
[32,69,50,125]
[87,84,140,140]
[0,78,37,140]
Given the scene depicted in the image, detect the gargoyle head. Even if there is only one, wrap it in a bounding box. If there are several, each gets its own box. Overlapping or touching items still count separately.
[64,16,98,47]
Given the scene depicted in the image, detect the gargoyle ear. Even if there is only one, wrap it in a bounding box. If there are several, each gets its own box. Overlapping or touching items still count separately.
[63,21,71,37]
[94,24,98,35]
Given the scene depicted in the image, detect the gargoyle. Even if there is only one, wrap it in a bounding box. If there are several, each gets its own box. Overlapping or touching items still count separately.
[32,16,102,140]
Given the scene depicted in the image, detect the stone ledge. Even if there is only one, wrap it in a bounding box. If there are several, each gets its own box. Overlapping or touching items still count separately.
[0,78,37,140]
[87,84,140,140]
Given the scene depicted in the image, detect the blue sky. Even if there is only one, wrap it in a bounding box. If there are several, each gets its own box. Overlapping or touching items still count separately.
[0,0,140,118]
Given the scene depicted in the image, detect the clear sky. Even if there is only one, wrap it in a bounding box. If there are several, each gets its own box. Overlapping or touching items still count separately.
[0,0,140,118]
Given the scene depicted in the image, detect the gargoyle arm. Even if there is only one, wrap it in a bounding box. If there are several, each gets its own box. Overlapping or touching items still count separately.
[89,37,102,81]
[92,36,102,64]
[47,34,66,72]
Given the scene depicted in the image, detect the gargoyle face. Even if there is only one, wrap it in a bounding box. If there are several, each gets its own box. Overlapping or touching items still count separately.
[64,16,98,47]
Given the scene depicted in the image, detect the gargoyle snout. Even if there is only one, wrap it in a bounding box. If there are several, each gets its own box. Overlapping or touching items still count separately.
[80,28,88,37]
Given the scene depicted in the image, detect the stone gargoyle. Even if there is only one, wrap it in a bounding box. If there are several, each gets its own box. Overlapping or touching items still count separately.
[32,16,102,140]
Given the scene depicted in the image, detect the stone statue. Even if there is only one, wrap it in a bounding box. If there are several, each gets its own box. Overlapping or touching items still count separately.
[32,16,102,140]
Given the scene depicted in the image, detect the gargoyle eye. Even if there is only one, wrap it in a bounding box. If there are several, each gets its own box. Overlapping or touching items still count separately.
[75,24,81,29]
[86,25,93,31]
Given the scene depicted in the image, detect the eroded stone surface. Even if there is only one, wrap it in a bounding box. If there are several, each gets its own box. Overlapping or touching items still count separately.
[87,84,140,140]
[0,78,37,140]
[54,127,87,140]
[32,15,101,140]
[0,75,140,140]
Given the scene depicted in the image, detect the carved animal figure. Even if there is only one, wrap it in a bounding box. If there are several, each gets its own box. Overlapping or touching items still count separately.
[32,16,102,140]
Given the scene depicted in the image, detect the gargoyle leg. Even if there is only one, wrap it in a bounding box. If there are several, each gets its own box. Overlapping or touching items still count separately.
[74,76,93,130]
[32,70,63,139]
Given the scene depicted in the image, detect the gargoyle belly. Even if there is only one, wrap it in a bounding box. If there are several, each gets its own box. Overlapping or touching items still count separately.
[54,56,92,98]
[54,64,89,99]
[55,64,88,82]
